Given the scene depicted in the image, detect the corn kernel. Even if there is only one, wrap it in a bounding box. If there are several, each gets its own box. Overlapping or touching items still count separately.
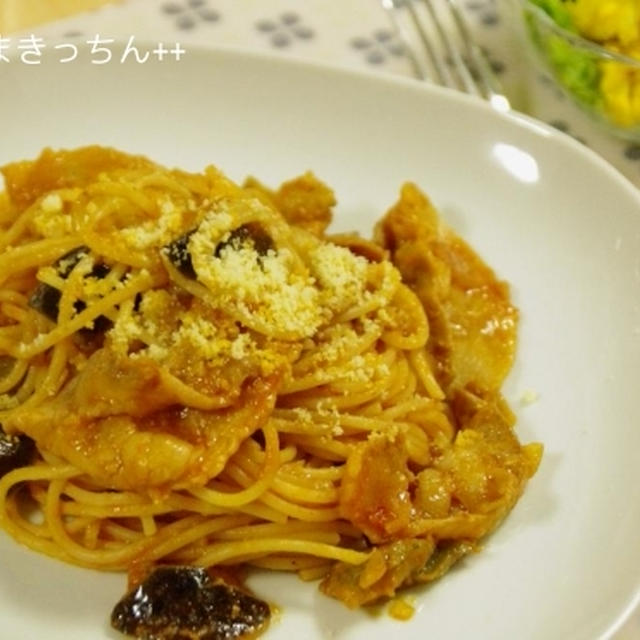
[569,0,640,46]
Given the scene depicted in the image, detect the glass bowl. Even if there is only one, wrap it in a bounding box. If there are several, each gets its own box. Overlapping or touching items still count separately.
[513,0,640,141]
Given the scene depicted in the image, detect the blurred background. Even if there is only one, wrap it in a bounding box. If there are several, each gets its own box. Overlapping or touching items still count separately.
[2,0,640,189]
[0,0,120,33]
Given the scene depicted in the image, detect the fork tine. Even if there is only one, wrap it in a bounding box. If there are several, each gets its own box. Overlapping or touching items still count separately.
[380,0,510,111]
[406,0,452,86]
[422,0,480,97]
[445,0,509,109]
[381,0,431,81]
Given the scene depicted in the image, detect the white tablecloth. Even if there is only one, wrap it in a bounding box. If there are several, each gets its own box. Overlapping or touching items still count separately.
[6,0,640,636]
[10,0,640,190]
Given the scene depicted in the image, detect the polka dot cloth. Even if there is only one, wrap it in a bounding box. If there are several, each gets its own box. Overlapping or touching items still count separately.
[17,0,639,187]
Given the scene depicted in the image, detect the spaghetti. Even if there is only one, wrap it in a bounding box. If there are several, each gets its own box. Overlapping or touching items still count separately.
[0,146,541,633]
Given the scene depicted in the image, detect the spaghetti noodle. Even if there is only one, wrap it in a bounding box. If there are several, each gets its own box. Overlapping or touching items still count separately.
[0,146,541,635]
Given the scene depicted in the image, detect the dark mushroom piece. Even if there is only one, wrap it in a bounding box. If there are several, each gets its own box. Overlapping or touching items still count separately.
[214,224,274,258]
[164,223,274,283]
[111,566,271,640]
[28,245,90,321]
[164,230,197,279]
[28,282,63,323]
[28,246,113,334]
[0,424,36,478]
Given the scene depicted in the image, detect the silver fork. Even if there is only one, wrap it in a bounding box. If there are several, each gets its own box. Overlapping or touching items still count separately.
[381,0,511,112]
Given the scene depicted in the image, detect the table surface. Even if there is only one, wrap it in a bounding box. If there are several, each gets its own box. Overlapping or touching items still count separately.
[3,0,640,637]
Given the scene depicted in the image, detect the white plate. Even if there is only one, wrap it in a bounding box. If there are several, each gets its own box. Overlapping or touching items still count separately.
[1,44,639,640]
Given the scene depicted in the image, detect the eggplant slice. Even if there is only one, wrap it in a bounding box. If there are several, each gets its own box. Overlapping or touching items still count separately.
[111,567,270,640]
[0,424,35,478]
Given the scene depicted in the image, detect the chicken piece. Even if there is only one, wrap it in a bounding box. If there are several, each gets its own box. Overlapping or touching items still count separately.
[375,183,518,394]
[243,172,335,236]
[320,538,435,608]
[1,146,155,210]
[413,467,452,519]
[338,433,412,543]
[3,349,279,491]
[437,391,542,515]
[326,233,388,263]
[68,348,184,419]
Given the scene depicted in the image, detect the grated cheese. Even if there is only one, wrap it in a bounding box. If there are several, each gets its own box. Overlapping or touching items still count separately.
[309,243,370,314]
[519,389,540,406]
[190,200,322,339]
[120,198,186,250]
[160,198,175,216]
[33,210,72,237]
[40,193,63,213]
[292,407,313,422]
[59,182,403,382]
